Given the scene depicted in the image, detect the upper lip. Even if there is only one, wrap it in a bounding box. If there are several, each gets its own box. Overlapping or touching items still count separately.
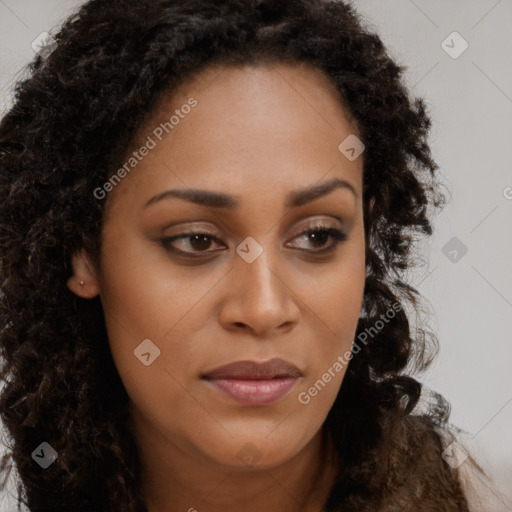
[202,358,302,380]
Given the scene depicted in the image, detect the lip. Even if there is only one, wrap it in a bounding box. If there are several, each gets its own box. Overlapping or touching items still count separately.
[201,358,302,406]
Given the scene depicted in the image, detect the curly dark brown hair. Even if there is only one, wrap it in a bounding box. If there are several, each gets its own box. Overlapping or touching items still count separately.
[0,0,481,510]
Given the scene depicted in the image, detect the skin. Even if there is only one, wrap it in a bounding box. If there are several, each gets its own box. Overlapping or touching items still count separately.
[68,61,367,512]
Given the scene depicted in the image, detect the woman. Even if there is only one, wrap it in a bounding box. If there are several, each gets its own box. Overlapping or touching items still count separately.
[0,0,500,511]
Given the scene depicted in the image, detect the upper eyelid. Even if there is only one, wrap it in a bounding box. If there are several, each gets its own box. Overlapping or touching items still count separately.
[161,215,344,238]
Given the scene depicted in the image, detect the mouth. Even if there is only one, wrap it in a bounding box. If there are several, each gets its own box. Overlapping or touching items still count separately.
[201,358,302,406]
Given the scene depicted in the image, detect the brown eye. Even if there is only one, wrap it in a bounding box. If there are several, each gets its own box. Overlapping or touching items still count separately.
[286,226,348,253]
[158,224,348,259]
[159,231,225,256]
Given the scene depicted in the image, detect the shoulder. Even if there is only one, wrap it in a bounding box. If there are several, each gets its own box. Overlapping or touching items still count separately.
[376,414,470,511]
[326,413,510,511]
[434,425,512,512]
[377,414,512,512]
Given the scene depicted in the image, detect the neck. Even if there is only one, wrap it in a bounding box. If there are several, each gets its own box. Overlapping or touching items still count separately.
[130,412,339,512]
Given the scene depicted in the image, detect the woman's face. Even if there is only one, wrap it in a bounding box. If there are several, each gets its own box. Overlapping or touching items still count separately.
[70,62,366,471]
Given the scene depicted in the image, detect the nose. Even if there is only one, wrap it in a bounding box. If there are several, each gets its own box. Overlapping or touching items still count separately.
[218,245,300,337]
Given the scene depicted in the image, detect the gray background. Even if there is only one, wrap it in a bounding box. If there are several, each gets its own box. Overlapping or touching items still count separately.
[1,0,511,509]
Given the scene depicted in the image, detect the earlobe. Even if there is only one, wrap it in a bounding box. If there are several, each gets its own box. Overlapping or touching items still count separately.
[66,249,100,299]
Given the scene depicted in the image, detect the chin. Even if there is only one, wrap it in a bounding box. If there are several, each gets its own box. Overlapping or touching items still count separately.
[202,430,311,471]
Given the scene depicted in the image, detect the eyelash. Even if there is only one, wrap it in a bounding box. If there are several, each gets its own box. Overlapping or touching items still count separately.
[158,224,348,258]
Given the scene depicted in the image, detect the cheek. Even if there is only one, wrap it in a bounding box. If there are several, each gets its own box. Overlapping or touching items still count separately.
[304,244,366,344]
[296,247,366,400]
[97,223,222,354]
[308,270,364,336]
[93,235,186,395]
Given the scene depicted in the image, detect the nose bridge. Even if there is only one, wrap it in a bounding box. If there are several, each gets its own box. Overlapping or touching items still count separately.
[237,239,284,307]
[226,235,297,333]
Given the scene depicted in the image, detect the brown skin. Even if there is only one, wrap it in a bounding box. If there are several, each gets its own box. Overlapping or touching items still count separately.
[67,62,366,512]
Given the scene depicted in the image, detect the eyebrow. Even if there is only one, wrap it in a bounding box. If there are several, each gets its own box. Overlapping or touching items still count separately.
[144,177,358,210]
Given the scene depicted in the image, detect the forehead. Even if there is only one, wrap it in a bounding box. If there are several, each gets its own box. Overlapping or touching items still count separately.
[148,61,358,137]
[105,62,363,211]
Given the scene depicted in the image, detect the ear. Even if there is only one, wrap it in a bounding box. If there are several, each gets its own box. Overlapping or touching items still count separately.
[67,249,100,299]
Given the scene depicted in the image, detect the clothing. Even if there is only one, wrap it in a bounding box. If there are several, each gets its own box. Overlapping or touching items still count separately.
[321,414,512,511]
[437,429,512,512]
[457,460,512,512]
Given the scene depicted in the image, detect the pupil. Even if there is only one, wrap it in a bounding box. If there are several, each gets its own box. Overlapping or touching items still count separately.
[191,234,211,250]
[310,230,328,247]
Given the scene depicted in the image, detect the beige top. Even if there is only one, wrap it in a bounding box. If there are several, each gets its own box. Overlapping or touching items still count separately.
[436,427,512,512]
[457,460,512,512]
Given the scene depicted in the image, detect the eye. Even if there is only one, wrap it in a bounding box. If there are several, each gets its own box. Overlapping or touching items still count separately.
[159,230,225,257]
[285,224,348,253]
[158,223,348,258]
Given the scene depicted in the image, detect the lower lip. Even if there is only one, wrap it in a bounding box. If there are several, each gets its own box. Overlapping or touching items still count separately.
[204,377,298,406]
